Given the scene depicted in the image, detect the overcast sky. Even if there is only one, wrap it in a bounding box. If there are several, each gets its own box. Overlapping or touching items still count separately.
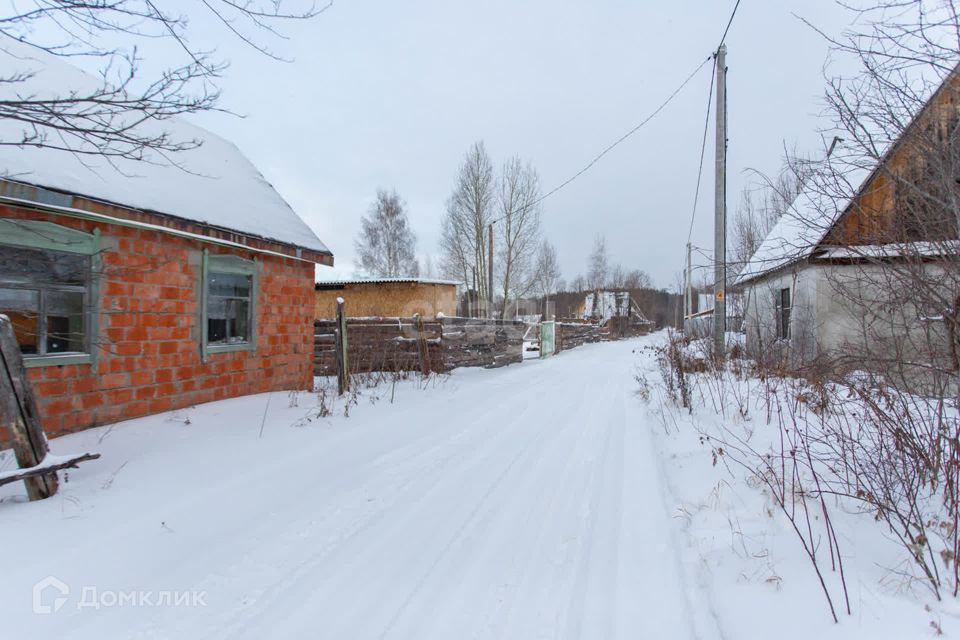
[187,0,856,288]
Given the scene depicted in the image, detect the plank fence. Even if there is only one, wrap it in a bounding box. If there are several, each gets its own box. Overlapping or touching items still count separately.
[314,316,526,377]
[314,314,651,379]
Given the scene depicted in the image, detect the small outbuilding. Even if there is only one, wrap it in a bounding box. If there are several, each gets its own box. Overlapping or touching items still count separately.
[315,278,458,319]
[0,43,333,441]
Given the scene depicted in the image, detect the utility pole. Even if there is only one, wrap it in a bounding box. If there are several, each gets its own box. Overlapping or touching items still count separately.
[713,44,727,357]
[685,241,692,326]
[488,222,494,319]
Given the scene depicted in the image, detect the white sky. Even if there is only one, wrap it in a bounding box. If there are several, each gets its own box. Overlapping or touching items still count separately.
[67,1,865,287]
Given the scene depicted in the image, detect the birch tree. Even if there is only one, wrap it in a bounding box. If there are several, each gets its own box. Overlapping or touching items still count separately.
[439,141,496,310]
[354,189,419,278]
[587,234,609,292]
[535,239,562,310]
[496,157,542,318]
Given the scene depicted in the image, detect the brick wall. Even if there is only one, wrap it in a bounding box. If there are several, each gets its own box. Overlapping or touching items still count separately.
[1,204,316,441]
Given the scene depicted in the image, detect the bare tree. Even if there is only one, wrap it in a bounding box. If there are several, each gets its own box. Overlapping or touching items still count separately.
[586,234,609,292]
[534,239,561,312]
[439,141,496,312]
[586,234,610,318]
[496,157,542,318]
[739,0,960,600]
[732,148,813,273]
[624,269,652,290]
[608,263,626,289]
[0,1,328,164]
[422,254,436,279]
[354,189,419,278]
[570,275,587,293]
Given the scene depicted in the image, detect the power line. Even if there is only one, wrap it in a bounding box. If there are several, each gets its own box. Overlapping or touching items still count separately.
[684,0,742,248]
[490,53,712,225]
[686,57,717,244]
[718,0,742,52]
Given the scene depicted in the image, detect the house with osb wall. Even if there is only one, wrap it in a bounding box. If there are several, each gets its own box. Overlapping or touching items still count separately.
[315,278,458,319]
[0,45,333,442]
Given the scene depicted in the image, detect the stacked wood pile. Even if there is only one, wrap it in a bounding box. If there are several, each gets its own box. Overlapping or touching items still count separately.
[439,317,526,369]
[314,318,443,376]
[556,321,604,352]
[314,316,524,376]
[606,316,654,339]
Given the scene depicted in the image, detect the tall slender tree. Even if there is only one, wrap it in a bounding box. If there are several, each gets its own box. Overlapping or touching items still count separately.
[354,189,419,278]
[439,141,496,308]
[535,239,562,315]
[496,156,542,318]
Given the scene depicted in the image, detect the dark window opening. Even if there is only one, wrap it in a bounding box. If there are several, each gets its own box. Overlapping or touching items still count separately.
[775,287,792,340]
[206,271,252,346]
[0,245,88,356]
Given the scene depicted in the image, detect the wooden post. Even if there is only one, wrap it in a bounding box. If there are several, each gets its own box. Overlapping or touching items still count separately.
[414,314,432,375]
[335,298,350,395]
[0,315,58,500]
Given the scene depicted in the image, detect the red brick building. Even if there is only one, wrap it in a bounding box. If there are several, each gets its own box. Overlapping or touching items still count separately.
[0,46,334,441]
[0,178,332,439]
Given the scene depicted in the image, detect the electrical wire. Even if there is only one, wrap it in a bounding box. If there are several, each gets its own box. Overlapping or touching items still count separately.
[490,53,713,225]
[718,0,742,52]
[686,56,717,244]
[684,0,742,270]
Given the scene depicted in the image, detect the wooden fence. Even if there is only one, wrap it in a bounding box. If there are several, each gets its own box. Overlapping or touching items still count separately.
[314,316,526,377]
[314,315,653,378]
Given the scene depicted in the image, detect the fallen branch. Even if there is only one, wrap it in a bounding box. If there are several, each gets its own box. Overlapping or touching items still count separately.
[0,453,101,488]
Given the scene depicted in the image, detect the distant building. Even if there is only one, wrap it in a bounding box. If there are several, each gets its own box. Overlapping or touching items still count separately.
[315,278,458,319]
[580,290,654,336]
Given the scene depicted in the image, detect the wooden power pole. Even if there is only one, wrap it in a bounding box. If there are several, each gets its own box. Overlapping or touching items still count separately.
[685,241,692,325]
[488,223,494,319]
[713,44,727,356]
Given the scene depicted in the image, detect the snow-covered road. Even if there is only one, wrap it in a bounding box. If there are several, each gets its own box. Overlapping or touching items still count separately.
[2,337,704,639]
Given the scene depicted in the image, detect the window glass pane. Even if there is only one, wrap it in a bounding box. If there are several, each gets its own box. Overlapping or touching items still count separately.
[0,288,40,354]
[46,290,85,353]
[0,244,87,286]
[228,299,250,343]
[208,272,251,298]
[207,297,250,345]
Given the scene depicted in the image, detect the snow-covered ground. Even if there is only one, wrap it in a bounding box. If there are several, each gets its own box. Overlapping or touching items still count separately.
[1,335,955,638]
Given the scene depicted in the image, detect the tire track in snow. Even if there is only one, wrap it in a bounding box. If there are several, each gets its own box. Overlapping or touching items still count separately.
[202,367,566,640]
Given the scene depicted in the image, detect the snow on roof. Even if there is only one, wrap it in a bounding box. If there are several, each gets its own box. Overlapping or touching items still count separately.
[735,164,871,286]
[738,64,960,287]
[815,240,960,260]
[315,277,460,287]
[0,41,330,256]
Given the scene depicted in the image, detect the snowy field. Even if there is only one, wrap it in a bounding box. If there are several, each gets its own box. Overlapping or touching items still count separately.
[1,335,955,638]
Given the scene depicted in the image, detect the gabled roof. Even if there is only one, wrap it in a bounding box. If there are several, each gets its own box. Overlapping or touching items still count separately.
[0,40,331,259]
[734,165,869,285]
[315,277,459,288]
[736,62,960,287]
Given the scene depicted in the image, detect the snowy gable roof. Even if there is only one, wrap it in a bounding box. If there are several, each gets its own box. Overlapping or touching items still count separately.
[737,64,960,287]
[734,164,871,286]
[0,42,330,257]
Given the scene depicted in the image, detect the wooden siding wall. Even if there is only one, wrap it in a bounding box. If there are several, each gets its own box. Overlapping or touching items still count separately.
[827,68,960,245]
[315,282,457,320]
